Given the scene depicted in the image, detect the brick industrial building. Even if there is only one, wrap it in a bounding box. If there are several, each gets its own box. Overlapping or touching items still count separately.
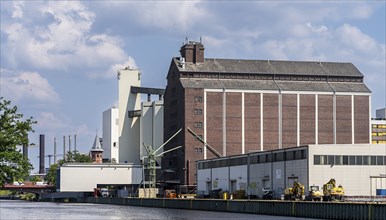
[162,41,371,186]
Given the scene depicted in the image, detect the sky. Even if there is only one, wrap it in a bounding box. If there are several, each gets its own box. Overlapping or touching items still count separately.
[1,1,385,173]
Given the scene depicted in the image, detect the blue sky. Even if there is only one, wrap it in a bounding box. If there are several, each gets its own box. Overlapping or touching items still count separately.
[1,1,385,173]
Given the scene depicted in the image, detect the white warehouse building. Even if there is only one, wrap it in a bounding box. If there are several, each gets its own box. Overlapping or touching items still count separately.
[57,163,142,192]
[197,144,386,198]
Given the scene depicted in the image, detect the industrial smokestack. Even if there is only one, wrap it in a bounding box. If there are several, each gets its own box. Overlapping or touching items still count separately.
[22,134,28,160]
[74,134,77,152]
[54,137,57,164]
[69,135,72,153]
[63,136,66,160]
[39,134,45,174]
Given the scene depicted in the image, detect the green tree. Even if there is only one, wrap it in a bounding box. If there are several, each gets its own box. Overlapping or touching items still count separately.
[0,97,35,186]
[64,150,92,163]
[29,175,42,184]
[45,163,59,186]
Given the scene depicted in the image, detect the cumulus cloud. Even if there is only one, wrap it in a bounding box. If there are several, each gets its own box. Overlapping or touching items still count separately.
[88,57,137,79]
[1,1,131,78]
[35,111,67,130]
[336,24,378,53]
[1,69,60,104]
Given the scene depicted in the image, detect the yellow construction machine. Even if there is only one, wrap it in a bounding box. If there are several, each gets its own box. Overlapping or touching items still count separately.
[306,185,322,201]
[322,178,345,201]
[284,181,305,201]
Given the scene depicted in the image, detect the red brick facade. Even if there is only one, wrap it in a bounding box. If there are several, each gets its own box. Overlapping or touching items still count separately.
[162,42,371,186]
[244,93,261,153]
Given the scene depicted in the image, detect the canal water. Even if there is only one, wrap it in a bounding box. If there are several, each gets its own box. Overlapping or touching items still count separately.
[0,199,318,220]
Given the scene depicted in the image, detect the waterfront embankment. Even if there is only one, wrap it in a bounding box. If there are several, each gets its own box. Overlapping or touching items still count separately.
[80,197,386,220]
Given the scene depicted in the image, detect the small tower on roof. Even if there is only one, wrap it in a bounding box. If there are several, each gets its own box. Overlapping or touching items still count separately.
[90,134,103,163]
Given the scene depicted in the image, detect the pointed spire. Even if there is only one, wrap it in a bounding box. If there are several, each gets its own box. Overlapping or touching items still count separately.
[91,133,103,152]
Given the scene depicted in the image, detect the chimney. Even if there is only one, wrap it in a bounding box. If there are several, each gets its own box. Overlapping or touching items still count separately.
[180,41,205,64]
[39,134,45,174]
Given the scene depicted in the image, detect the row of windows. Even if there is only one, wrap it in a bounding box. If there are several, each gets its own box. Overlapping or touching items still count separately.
[314,155,386,166]
[372,140,386,144]
[197,149,307,170]
[180,73,363,83]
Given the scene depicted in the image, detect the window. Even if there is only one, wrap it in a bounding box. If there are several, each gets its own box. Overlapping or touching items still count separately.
[194,122,203,128]
[259,154,266,163]
[250,155,259,164]
[321,155,327,165]
[194,109,203,115]
[377,156,384,165]
[327,155,334,165]
[349,156,356,165]
[301,150,307,159]
[194,96,203,103]
[335,156,342,165]
[266,154,272,163]
[286,151,294,160]
[363,156,369,165]
[371,156,377,165]
[314,155,321,165]
[195,148,203,154]
[274,152,285,162]
[356,156,363,165]
[342,156,348,165]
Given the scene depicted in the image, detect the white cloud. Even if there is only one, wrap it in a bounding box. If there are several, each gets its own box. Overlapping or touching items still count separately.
[11,1,24,19]
[336,24,378,53]
[1,1,131,78]
[35,112,67,130]
[1,69,60,104]
[88,57,137,79]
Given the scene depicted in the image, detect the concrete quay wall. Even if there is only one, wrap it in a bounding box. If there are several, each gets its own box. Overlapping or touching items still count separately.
[84,197,386,220]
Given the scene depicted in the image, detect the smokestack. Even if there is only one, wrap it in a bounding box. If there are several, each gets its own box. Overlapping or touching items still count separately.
[74,134,77,152]
[54,137,57,164]
[63,136,66,160]
[69,135,71,153]
[22,134,28,160]
[39,134,45,174]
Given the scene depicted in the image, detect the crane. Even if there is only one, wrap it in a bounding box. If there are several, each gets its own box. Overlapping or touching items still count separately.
[142,128,183,198]
[187,127,222,158]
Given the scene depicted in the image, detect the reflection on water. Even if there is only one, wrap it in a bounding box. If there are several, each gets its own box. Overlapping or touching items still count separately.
[0,199,316,220]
